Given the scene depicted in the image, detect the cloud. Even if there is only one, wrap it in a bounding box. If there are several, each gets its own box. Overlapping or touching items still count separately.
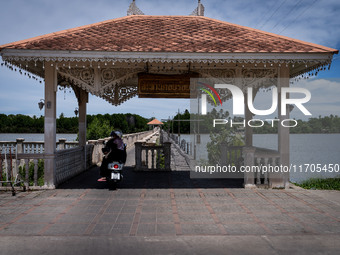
[251,78,340,119]
[292,78,340,94]
[206,0,340,48]
[292,79,340,108]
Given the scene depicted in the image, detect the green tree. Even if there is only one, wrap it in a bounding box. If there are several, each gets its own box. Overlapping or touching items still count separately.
[86,117,114,140]
[206,128,244,165]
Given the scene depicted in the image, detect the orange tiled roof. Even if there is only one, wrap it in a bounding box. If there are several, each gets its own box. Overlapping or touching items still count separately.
[147,119,163,125]
[0,15,338,54]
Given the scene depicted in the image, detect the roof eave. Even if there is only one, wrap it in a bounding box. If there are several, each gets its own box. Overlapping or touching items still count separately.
[0,49,336,62]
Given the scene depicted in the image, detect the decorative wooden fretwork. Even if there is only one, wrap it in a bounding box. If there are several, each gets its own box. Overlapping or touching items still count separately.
[57,67,142,105]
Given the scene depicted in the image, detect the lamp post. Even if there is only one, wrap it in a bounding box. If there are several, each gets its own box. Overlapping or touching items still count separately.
[74,107,79,117]
[38,99,45,110]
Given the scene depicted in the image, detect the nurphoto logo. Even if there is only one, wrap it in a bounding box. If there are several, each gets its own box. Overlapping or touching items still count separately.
[198,81,312,128]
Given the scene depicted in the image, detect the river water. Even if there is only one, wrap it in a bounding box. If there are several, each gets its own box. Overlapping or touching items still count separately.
[177,133,340,183]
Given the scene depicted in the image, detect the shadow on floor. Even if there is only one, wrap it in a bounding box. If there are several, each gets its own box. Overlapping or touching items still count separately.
[58,166,244,189]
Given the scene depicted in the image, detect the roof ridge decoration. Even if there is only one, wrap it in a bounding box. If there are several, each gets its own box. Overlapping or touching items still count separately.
[190,0,205,16]
[127,0,144,16]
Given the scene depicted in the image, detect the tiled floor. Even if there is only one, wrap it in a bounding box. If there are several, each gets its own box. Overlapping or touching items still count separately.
[1,178,340,237]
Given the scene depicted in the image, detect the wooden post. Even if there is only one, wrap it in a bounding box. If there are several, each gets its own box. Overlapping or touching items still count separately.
[44,62,57,188]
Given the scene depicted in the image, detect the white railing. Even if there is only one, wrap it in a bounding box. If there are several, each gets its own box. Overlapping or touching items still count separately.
[134,130,171,171]
[169,133,192,156]
[0,144,94,189]
[0,138,78,189]
[0,153,45,189]
[180,139,192,155]
[88,130,155,166]
[23,142,45,153]
[220,144,244,168]
[164,131,193,169]
[55,144,93,185]
[0,138,78,154]
[0,130,157,189]
[243,146,280,187]
[254,147,280,186]
[135,142,171,171]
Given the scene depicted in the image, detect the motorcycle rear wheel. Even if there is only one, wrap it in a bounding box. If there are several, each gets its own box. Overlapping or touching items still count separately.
[108,179,117,190]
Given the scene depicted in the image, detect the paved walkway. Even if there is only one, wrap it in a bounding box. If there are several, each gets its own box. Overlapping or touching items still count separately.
[166,133,192,171]
[1,144,340,254]
[170,142,192,171]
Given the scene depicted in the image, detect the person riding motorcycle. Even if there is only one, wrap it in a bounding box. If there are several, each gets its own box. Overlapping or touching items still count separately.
[99,131,127,178]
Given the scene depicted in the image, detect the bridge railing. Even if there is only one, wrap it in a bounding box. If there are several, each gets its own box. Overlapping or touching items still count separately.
[88,130,155,166]
[168,133,193,156]
[163,131,194,170]
[220,144,244,168]
[0,144,94,189]
[254,147,280,186]
[134,129,171,171]
[0,153,44,189]
[135,142,171,171]
[0,130,154,189]
[243,146,280,188]
[55,144,93,185]
[0,138,78,154]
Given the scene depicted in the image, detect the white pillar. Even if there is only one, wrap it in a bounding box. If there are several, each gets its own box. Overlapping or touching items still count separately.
[271,65,290,189]
[245,94,253,147]
[243,146,256,188]
[44,62,57,188]
[236,68,255,186]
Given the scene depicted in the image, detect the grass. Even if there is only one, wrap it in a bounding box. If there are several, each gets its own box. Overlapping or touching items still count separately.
[294,178,340,190]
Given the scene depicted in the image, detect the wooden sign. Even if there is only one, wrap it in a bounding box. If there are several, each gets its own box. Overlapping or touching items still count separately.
[138,73,198,98]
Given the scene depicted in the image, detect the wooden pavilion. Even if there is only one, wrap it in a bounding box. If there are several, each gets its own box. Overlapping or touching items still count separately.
[147,119,164,130]
[0,1,338,188]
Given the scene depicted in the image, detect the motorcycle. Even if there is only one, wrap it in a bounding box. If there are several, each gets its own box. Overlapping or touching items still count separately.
[106,160,124,190]
[101,143,127,190]
[100,131,127,189]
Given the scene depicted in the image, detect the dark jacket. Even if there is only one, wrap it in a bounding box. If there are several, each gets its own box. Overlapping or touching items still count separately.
[102,137,127,163]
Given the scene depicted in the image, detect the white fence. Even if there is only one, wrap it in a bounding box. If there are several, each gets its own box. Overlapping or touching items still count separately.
[0,130,154,189]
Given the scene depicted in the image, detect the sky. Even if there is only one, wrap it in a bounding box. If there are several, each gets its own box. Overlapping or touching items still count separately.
[0,0,339,120]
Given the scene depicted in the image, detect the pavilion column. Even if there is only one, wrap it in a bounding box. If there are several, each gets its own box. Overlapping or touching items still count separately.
[236,68,255,187]
[243,93,255,188]
[244,93,253,147]
[78,90,88,147]
[271,65,290,189]
[44,62,57,188]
